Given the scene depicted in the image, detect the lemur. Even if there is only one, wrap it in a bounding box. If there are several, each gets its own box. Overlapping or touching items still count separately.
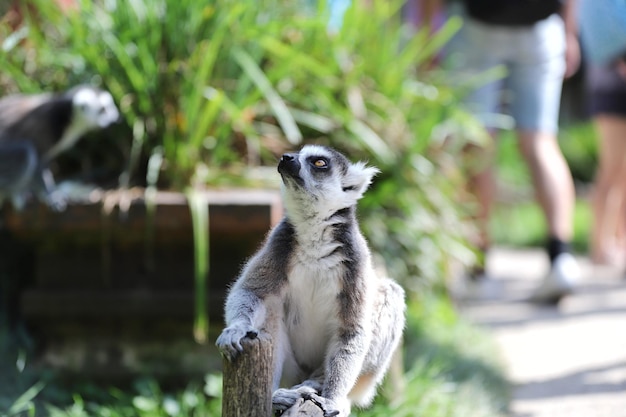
[0,85,119,210]
[216,145,406,417]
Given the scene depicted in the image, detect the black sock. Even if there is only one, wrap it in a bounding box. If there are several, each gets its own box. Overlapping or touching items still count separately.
[470,246,488,281]
[546,237,571,264]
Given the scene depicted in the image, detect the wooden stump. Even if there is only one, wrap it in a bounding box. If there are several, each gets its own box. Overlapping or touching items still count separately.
[221,332,324,417]
[222,333,273,417]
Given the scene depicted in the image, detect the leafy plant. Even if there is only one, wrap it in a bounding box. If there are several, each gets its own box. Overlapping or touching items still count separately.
[1,0,485,293]
[1,296,509,417]
[245,0,483,290]
[360,299,509,417]
[43,376,223,417]
[2,381,45,417]
[559,122,599,183]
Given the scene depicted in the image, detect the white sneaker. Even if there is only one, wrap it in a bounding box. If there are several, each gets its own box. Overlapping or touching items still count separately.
[529,253,580,305]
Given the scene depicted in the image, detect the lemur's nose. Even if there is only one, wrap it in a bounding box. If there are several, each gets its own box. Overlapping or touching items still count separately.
[278,153,301,177]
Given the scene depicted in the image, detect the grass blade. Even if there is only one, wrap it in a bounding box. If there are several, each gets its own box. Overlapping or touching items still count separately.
[186,189,210,344]
[232,47,302,145]
[8,381,45,415]
[347,119,394,164]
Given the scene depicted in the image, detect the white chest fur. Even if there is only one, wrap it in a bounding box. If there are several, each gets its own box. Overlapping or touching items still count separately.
[285,241,345,371]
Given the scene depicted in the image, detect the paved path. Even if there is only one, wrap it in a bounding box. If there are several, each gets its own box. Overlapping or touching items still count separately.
[458,247,626,417]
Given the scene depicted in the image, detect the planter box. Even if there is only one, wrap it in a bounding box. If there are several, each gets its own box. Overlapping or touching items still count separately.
[1,188,282,378]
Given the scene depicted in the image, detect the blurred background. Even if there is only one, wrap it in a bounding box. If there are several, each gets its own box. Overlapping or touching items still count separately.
[0,0,605,416]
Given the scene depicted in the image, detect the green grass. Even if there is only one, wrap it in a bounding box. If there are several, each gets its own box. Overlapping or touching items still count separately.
[361,296,509,417]
[1,296,509,417]
[491,199,592,252]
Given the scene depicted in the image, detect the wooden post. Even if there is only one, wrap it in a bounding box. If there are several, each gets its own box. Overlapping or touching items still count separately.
[222,332,273,417]
[221,331,324,417]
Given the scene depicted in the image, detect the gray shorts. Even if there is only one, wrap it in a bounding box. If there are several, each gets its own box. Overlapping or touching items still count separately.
[447,13,566,134]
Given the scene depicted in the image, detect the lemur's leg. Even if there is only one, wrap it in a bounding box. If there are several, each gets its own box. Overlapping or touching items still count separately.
[271,317,317,412]
[349,279,405,407]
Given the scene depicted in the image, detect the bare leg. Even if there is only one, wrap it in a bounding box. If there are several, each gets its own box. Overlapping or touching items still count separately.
[516,130,575,242]
[517,129,581,303]
[591,115,626,265]
[465,140,497,251]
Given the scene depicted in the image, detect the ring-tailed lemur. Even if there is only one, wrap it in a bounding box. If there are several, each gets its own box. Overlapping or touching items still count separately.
[0,85,119,210]
[216,145,406,417]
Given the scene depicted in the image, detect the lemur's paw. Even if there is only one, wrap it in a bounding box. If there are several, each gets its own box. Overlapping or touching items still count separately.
[302,393,347,417]
[215,324,258,361]
[272,386,317,413]
[45,191,67,212]
[273,388,348,417]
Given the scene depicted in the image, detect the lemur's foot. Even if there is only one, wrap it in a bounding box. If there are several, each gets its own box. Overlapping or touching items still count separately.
[272,386,319,414]
[302,392,342,417]
[272,387,347,417]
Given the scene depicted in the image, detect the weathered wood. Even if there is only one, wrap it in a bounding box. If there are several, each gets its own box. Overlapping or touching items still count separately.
[4,189,283,240]
[221,331,325,417]
[6,188,282,322]
[20,290,226,319]
[222,332,274,417]
[281,398,325,417]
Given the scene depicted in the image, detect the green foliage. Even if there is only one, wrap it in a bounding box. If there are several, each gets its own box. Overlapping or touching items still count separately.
[490,199,592,252]
[0,0,484,289]
[1,298,507,417]
[366,296,509,417]
[0,3,508,415]
[42,376,222,417]
[559,122,599,183]
[247,0,482,289]
[187,189,210,343]
[2,0,285,188]
[3,381,44,417]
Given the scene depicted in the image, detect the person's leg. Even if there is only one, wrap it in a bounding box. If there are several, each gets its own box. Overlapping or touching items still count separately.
[507,14,579,302]
[516,128,579,303]
[591,115,626,265]
[516,130,575,245]
[465,139,496,254]
[586,64,626,266]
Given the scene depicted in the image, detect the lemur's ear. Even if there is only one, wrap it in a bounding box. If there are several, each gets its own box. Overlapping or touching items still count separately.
[342,161,379,198]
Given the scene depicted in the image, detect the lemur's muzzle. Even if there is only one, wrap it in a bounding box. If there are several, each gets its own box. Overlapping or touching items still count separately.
[278,153,301,180]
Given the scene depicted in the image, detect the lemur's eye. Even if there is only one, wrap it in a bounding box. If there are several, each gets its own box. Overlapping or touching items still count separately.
[313,159,327,168]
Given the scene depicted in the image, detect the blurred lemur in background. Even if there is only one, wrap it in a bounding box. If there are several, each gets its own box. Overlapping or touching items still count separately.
[0,85,119,211]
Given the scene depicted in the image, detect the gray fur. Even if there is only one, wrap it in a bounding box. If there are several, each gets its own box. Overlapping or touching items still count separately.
[216,145,405,417]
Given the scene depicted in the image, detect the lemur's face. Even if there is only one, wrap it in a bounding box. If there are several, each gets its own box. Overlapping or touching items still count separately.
[278,145,378,218]
[72,87,119,129]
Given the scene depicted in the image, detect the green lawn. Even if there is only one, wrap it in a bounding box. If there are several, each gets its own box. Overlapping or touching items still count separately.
[491,199,592,253]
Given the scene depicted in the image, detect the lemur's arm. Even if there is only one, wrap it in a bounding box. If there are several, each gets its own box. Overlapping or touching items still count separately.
[216,220,293,361]
[33,165,67,211]
[216,285,267,361]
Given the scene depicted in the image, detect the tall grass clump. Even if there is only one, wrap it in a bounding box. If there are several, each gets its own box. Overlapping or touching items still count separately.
[1,0,485,293]
[248,0,485,291]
